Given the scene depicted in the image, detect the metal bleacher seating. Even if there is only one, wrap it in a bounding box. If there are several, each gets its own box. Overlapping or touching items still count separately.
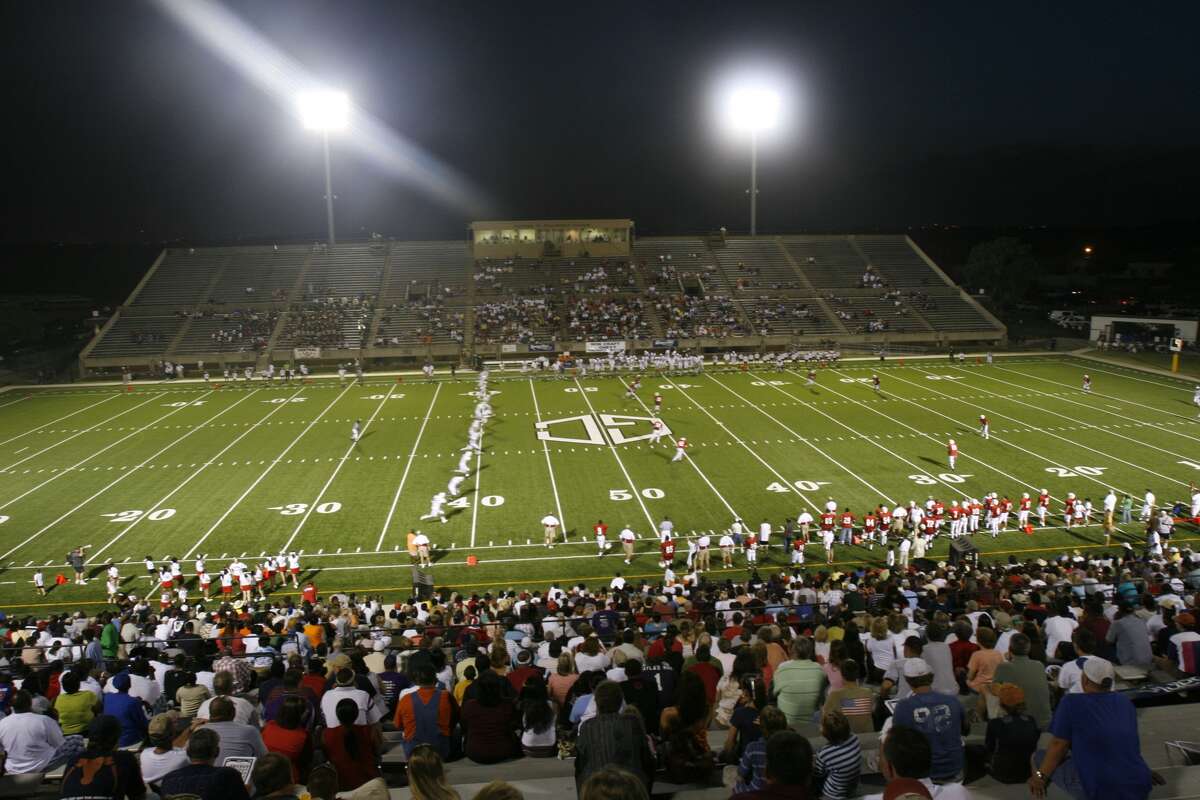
[632,237,725,291]
[133,249,224,306]
[740,297,841,336]
[388,241,469,299]
[88,315,182,358]
[715,237,808,292]
[209,247,308,304]
[855,234,947,287]
[375,302,465,346]
[173,312,277,355]
[303,244,385,299]
[781,236,868,289]
[917,287,997,330]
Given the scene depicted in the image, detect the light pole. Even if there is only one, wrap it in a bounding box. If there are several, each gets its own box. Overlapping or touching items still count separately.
[724,83,781,236]
[298,90,349,247]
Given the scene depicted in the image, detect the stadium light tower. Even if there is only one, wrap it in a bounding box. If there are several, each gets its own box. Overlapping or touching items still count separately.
[297,89,350,246]
[720,80,783,236]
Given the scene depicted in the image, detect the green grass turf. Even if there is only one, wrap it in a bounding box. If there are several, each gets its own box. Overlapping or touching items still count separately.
[1075,348,1200,381]
[0,353,1197,613]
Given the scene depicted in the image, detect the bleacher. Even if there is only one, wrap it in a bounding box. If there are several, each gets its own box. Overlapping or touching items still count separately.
[781,236,867,290]
[133,249,225,306]
[303,244,386,299]
[714,237,808,292]
[917,287,998,330]
[173,311,277,355]
[855,234,949,287]
[87,314,182,358]
[387,241,469,299]
[375,302,465,346]
[209,247,308,304]
[740,298,842,336]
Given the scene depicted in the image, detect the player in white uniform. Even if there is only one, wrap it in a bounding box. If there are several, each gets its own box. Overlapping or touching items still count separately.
[448,474,466,497]
[650,419,666,444]
[758,519,772,555]
[1082,374,1091,393]
[1140,489,1155,521]
[1190,482,1200,519]
[351,419,362,443]
[456,449,472,475]
[979,414,990,439]
[541,514,560,548]
[1194,386,1200,418]
[421,492,449,523]
[671,437,687,463]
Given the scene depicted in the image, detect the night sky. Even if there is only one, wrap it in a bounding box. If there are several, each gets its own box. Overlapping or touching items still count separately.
[5,1,1199,245]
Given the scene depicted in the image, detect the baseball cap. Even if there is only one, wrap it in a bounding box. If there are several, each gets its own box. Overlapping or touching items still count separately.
[1082,657,1115,688]
[148,711,179,739]
[901,658,932,679]
[1177,612,1196,629]
[110,672,131,691]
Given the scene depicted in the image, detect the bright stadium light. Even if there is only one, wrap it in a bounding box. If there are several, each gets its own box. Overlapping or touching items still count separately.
[297,90,350,132]
[297,89,350,246]
[716,73,789,236]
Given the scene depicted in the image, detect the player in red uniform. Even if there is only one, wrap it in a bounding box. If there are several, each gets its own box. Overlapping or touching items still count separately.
[653,392,663,414]
[593,520,609,557]
[671,437,688,463]
[863,511,878,549]
[979,415,990,439]
[872,374,881,394]
[659,534,676,568]
[1018,493,1032,529]
[947,438,958,470]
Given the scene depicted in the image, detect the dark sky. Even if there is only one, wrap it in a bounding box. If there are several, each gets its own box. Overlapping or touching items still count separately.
[5,1,1199,244]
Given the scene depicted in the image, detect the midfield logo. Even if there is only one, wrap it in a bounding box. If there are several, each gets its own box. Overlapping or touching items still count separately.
[536,414,672,446]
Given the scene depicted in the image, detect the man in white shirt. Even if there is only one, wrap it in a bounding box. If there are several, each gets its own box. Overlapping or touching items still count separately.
[0,691,72,773]
[321,668,387,727]
[758,519,772,552]
[541,513,560,548]
[195,671,258,726]
[1141,489,1155,521]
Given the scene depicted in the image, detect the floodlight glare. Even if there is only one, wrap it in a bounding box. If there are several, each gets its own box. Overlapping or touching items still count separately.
[297,90,350,131]
[726,85,782,133]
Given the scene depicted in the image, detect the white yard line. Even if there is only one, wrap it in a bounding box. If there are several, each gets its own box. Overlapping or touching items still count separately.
[881,369,1140,496]
[991,364,1200,434]
[664,377,823,515]
[0,392,201,512]
[959,366,1200,455]
[748,370,974,502]
[707,373,898,505]
[621,378,739,519]
[908,365,1189,488]
[183,382,356,559]
[814,369,1064,502]
[376,383,442,550]
[573,377,657,532]
[0,389,229,559]
[0,396,29,413]
[528,380,566,533]
[0,393,117,447]
[280,384,397,553]
[0,394,165,472]
[88,387,308,563]
[1065,360,1194,394]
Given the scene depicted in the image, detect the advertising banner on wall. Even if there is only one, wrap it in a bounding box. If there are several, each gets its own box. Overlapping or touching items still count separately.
[293,347,322,359]
[585,341,627,354]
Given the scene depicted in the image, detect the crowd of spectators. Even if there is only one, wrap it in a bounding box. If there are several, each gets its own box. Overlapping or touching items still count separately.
[747,301,815,335]
[375,301,464,346]
[475,299,562,345]
[0,543,1193,800]
[657,295,748,339]
[206,310,279,352]
[284,296,372,349]
[565,298,648,340]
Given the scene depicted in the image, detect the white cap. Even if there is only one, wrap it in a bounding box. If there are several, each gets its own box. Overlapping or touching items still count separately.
[1082,657,1115,688]
[902,658,933,678]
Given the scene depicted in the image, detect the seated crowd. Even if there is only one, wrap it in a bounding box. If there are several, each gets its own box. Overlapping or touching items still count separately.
[0,547,1195,800]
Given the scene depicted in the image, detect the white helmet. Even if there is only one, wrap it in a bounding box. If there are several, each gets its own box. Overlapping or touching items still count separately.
[1022,492,1030,498]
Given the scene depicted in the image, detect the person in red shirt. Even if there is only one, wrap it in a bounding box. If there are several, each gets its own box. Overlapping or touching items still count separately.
[659,535,676,568]
[947,438,958,470]
[949,620,980,693]
[839,509,855,545]
[301,582,318,604]
[863,512,878,550]
[684,645,721,705]
[593,520,609,557]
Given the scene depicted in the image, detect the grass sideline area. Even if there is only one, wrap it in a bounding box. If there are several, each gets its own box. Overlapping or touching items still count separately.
[1077,347,1200,381]
[0,353,1197,612]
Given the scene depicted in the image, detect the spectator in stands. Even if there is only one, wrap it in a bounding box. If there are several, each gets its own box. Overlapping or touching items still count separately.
[733,705,788,793]
[378,654,412,714]
[519,676,557,757]
[1155,611,1199,677]
[251,753,300,800]
[261,695,311,783]
[731,730,814,800]
[197,671,257,726]
[770,637,826,728]
[322,699,382,792]
[175,671,209,719]
[891,659,967,784]
[55,671,100,736]
[407,745,458,800]
[685,643,722,705]
[966,627,1004,715]
[159,727,251,800]
[813,709,861,800]
[575,681,654,794]
[619,659,661,736]
[820,659,874,734]
[203,696,266,768]
[862,727,954,800]
[981,683,1039,784]
[659,670,711,754]
[1107,603,1153,669]
[60,715,145,800]
[992,632,1051,729]
[948,621,978,693]
[322,667,384,728]
[1044,600,1080,662]
[1057,628,1100,694]
[102,673,148,749]
[461,671,520,764]
[1029,657,1160,800]
[395,663,458,759]
[921,622,958,697]
[0,689,81,774]
[579,766,649,800]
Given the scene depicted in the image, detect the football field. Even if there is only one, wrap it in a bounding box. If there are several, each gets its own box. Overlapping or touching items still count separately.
[0,354,1197,611]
